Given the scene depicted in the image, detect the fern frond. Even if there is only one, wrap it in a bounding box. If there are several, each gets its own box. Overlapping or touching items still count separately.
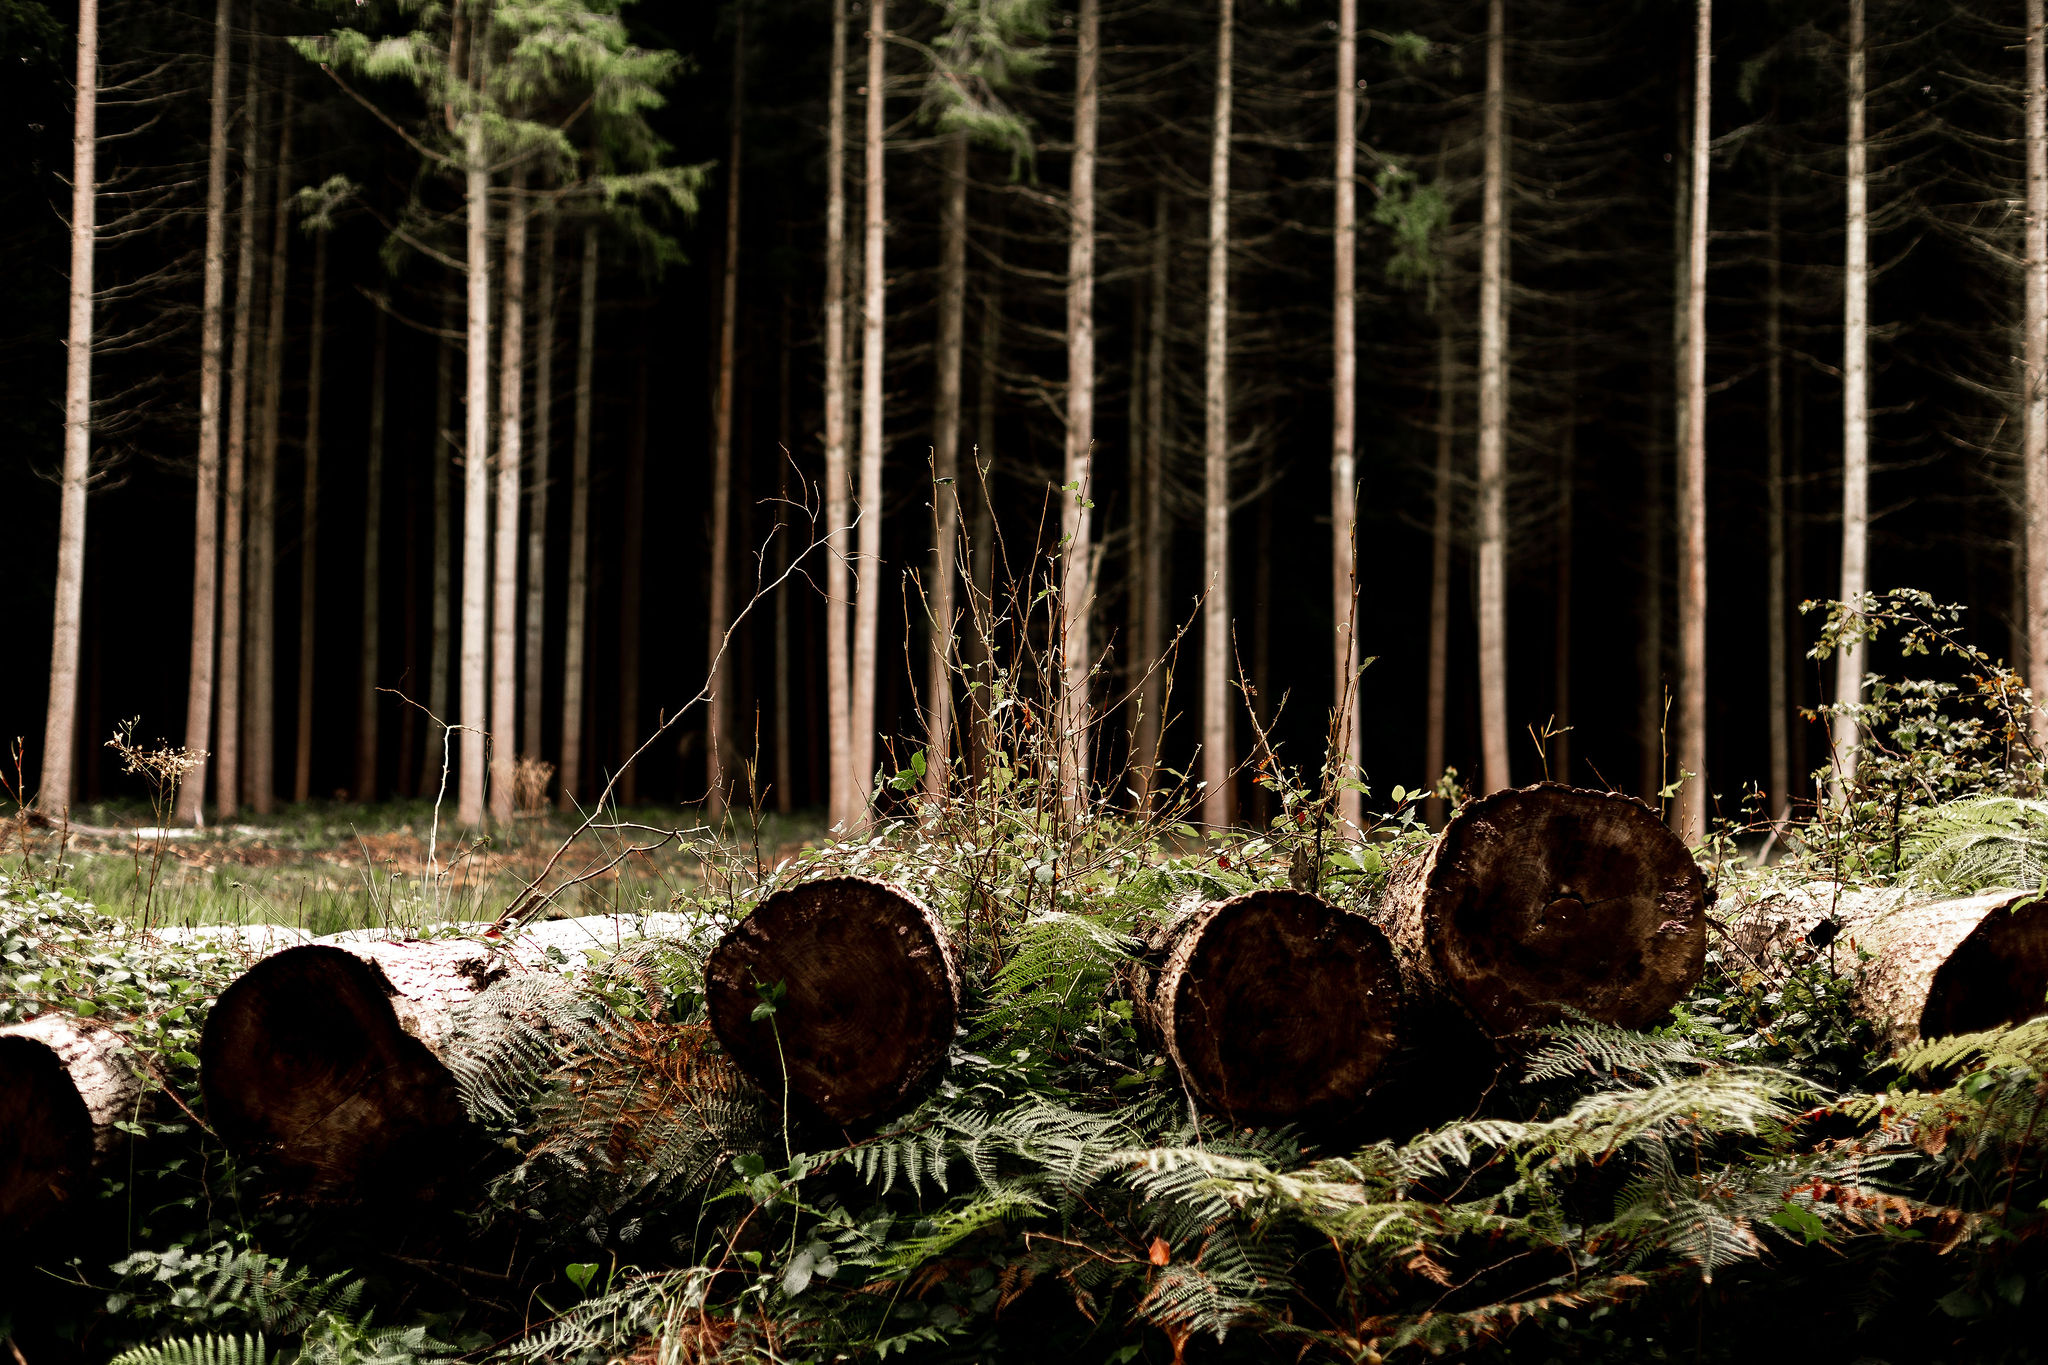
[107,1335,268,1365]
[1902,795,2048,893]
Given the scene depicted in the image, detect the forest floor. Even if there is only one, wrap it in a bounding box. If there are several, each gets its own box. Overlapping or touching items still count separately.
[3,798,828,933]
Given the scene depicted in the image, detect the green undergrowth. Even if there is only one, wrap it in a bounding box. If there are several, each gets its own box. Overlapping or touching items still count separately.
[12,591,2048,1362]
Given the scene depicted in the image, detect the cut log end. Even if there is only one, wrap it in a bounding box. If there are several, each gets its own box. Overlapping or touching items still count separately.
[1144,889,1402,1125]
[706,877,960,1126]
[199,942,496,1201]
[0,1015,144,1242]
[1394,784,1708,1034]
[1872,890,2048,1046]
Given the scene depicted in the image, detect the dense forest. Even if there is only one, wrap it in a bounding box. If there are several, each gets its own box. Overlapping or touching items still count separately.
[11,0,2046,837]
[20,1,2048,1363]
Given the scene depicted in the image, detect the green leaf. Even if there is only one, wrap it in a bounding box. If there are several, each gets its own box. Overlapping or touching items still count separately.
[563,1262,598,1293]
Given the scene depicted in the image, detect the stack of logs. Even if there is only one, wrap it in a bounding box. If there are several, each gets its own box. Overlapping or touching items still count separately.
[11,783,2048,1239]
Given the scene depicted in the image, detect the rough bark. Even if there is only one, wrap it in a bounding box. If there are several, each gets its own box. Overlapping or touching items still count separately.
[1132,889,1401,1124]
[491,176,528,826]
[41,0,97,815]
[217,52,264,823]
[421,315,455,798]
[248,75,293,817]
[1375,784,1709,1035]
[1133,193,1169,809]
[707,20,744,817]
[358,306,387,802]
[2029,0,2048,738]
[1425,322,1454,830]
[1060,0,1099,809]
[200,939,508,1201]
[459,110,492,828]
[925,132,967,800]
[177,0,234,827]
[0,1014,143,1243]
[1474,0,1509,797]
[824,0,854,830]
[1200,0,1235,829]
[850,0,888,821]
[293,229,328,805]
[559,226,597,811]
[1672,0,1712,841]
[524,207,555,773]
[705,877,960,1125]
[1331,0,1363,831]
[1732,886,2048,1049]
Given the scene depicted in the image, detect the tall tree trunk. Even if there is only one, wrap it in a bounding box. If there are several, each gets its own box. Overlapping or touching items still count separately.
[823,0,854,828]
[218,53,264,823]
[248,75,293,816]
[491,176,528,825]
[850,0,888,821]
[774,293,794,813]
[707,14,745,817]
[558,227,598,811]
[422,312,454,797]
[1133,193,1169,808]
[1831,0,1869,807]
[1553,389,1574,781]
[1059,0,1099,809]
[293,229,327,804]
[358,306,387,802]
[458,110,492,828]
[523,206,556,774]
[1766,181,1791,826]
[2028,0,2048,737]
[40,0,97,815]
[1424,322,1454,829]
[618,359,647,806]
[1474,0,1509,797]
[1331,0,1362,830]
[398,387,417,797]
[969,225,1002,783]
[925,133,968,799]
[1672,0,1712,841]
[177,0,234,826]
[1200,0,1235,829]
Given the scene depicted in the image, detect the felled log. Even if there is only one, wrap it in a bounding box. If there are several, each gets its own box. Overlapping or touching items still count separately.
[198,938,511,1201]
[1131,889,1403,1124]
[0,1014,145,1241]
[1730,885,2048,1049]
[705,877,960,1125]
[1376,783,1708,1035]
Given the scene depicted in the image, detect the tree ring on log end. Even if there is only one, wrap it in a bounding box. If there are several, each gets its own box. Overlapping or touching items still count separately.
[0,1034,93,1240]
[706,877,960,1126]
[1919,894,2048,1040]
[1154,889,1402,1125]
[199,944,474,1201]
[1425,784,1706,1032]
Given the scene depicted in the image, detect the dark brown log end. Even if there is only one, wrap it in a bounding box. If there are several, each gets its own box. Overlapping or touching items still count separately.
[1919,893,2048,1040]
[705,877,960,1126]
[198,944,475,1201]
[0,1034,93,1240]
[1151,889,1402,1125]
[1413,784,1707,1033]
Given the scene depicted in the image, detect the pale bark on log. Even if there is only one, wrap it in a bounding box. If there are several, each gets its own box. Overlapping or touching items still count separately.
[1132,889,1401,1124]
[1729,884,2048,1049]
[706,877,959,1125]
[0,1014,143,1241]
[200,938,509,1201]
[1376,784,1708,1034]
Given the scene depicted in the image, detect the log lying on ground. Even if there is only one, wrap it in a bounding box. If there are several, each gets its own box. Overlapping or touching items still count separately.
[1131,889,1403,1124]
[1731,885,2048,1049]
[1376,784,1708,1035]
[706,877,960,1125]
[199,938,511,1201]
[1,1014,145,1241]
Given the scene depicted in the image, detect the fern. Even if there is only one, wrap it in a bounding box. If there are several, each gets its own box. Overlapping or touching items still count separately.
[108,1336,269,1365]
[1901,795,2048,893]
